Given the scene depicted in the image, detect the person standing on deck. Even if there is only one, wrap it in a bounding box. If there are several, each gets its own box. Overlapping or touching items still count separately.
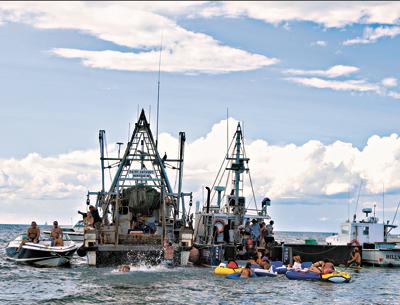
[89,205,102,229]
[251,219,260,245]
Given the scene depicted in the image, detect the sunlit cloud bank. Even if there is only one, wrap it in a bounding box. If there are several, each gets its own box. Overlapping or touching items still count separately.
[2,118,400,210]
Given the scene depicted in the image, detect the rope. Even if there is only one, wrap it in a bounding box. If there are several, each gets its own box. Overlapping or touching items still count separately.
[290,246,344,256]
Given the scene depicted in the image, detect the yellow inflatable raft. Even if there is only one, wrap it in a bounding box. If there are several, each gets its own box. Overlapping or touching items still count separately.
[321,272,351,283]
[214,266,242,275]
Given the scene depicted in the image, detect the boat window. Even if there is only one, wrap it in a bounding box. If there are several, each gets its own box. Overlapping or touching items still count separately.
[341,224,349,234]
[363,226,369,235]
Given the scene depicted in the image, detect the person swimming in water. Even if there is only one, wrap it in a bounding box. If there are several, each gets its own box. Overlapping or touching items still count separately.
[118,264,131,272]
[240,262,253,278]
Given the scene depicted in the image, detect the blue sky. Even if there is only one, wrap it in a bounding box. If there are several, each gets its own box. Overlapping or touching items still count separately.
[1,2,400,232]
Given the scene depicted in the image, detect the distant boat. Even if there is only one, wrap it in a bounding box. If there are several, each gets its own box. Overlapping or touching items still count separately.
[326,207,400,267]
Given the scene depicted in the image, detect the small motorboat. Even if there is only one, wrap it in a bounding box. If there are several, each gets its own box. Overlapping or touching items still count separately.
[43,220,84,243]
[5,234,78,267]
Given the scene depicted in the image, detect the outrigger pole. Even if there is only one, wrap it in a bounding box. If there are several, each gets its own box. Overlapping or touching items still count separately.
[155,33,163,148]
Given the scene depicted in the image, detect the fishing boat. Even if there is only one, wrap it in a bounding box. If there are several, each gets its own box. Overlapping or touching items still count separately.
[43,220,84,243]
[326,207,400,267]
[193,123,272,265]
[78,110,194,266]
[5,234,77,267]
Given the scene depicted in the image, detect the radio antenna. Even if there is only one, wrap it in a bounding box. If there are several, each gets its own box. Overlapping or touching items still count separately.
[155,32,163,148]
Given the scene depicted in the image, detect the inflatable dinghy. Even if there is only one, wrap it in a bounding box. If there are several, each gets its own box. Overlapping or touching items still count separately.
[226,272,257,279]
[271,261,287,274]
[286,271,351,283]
[214,263,242,275]
[253,268,277,277]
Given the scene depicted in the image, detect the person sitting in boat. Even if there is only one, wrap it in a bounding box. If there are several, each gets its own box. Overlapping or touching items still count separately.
[347,248,361,267]
[226,260,239,269]
[17,221,40,252]
[240,262,253,278]
[256,250,264,266]
[50,221,64,247]
[307,261,324,273]
[322,259,335,274]
[291,255,302,271]
[248,254,259,268]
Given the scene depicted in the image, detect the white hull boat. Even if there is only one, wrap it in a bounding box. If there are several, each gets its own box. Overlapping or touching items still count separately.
[362,243,400,267]
[5,235,78,267]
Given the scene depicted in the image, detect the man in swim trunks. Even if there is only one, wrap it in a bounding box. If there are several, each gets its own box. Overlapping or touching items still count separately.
[17,221,40,252]
[50,221,63,246]
[240,262,253,278]
[347,248,361,267]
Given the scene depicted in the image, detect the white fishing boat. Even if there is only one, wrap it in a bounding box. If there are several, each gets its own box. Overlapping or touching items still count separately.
[5,234,78,267]
[43,220,84,243]
[326,207,400,266]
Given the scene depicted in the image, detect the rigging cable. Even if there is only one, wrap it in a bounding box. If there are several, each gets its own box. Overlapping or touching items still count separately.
[103,133,113,183]
[242,137,258,213]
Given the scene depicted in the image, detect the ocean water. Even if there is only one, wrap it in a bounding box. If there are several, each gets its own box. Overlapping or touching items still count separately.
[1,224,399,305]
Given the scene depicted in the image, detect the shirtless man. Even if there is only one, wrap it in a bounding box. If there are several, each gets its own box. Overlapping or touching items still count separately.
[164,241,174,266]
[17,221,40,251]
[50,221,63,247]
[347,248,361,267]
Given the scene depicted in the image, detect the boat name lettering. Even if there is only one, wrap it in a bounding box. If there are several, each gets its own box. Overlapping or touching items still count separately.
[385,254,400,260]
[129,169,154,178]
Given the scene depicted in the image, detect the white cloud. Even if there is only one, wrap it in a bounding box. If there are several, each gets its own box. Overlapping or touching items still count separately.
[285,77,379,93]
[388,91,400,100]
[284,65,359,78]
[0,2,278,74]
[344,26,400,45]
[198,2,400,28]
[3,118,400,223]
[51,45,277,74]
[382,77,398,88]
[311,40,327,47]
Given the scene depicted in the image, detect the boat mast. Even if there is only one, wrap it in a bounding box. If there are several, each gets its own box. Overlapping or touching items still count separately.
[99,130,106,195]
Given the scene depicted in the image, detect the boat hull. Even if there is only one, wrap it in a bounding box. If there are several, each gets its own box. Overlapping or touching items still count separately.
[5,241,77,267]
[362,249,400,267]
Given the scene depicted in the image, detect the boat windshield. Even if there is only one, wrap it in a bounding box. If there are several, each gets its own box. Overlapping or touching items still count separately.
[63,234,72,241]
[74,220,84,228]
